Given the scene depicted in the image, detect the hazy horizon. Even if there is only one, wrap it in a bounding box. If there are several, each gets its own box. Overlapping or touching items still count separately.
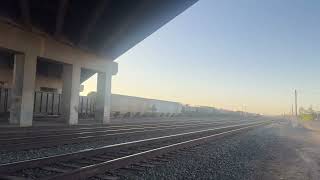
[81,0,320,115]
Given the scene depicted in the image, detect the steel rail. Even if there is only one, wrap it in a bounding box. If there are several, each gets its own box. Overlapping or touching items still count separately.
[0,121,268,175]
[0,121,253,151]
[0,124,222,151]
[0,119,232,137]
[0,120,231,142]
[46,122,268,180]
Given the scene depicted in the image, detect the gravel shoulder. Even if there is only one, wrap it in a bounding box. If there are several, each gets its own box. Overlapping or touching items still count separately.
[0,119,251,164]
[118,121,320,180]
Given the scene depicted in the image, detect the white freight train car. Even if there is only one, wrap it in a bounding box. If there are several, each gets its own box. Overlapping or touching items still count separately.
[111,94,183,117]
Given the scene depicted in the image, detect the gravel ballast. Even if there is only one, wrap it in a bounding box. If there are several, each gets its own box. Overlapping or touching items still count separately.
[113,121,320,180]
[0,119,254,164]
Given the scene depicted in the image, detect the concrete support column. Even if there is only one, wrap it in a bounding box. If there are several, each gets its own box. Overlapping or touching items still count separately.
[61,63,81,125]
[9,53,37,126]
[95,72,111,124]
[95,62,118,124]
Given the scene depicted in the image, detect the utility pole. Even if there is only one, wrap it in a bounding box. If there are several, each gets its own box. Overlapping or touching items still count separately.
[295,89,298,117]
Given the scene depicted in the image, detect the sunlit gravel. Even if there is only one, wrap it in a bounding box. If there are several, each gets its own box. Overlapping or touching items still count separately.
[115,122,301,180]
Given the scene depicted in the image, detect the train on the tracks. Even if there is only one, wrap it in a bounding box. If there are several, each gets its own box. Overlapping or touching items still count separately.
[109,94,247,118]
[110,94,183,118]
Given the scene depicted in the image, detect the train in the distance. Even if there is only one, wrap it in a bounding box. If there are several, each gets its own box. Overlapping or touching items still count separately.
[108,94,251,118]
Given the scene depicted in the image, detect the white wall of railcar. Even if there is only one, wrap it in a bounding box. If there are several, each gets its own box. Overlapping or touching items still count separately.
[111,94,182,115]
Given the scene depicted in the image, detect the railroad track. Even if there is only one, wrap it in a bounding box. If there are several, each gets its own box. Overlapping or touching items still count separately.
[0,120,252,151]
[0,119,233,137]
[0,121,270,180]
[0,119,229,137]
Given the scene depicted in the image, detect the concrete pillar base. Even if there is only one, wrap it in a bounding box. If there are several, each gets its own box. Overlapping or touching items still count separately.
[61,63,81,125]
[95,71,111,124]
[95,62,118,124]
[9,53,37,127]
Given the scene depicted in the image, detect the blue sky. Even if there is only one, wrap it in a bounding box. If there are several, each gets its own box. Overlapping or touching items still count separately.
[83,0,320,115]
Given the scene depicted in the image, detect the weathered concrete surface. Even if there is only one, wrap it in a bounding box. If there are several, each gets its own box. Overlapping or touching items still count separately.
[61,63,81,125]
[0,22,111,72]
[0,22,117,126]
[95,71,112,124]
[9,53,37,126]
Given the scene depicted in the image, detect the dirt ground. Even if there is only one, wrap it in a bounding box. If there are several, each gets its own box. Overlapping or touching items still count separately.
[256,121,320,180]
[125,120,320,180]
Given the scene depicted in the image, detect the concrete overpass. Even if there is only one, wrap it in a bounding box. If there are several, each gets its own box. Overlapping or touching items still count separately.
[0,0,198,126]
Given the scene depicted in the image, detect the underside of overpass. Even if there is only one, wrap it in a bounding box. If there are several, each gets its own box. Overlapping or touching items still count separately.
[0,0,198,126]
[0,0,197,60]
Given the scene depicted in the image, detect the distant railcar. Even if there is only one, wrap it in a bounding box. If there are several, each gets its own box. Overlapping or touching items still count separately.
[110,94,183,118]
